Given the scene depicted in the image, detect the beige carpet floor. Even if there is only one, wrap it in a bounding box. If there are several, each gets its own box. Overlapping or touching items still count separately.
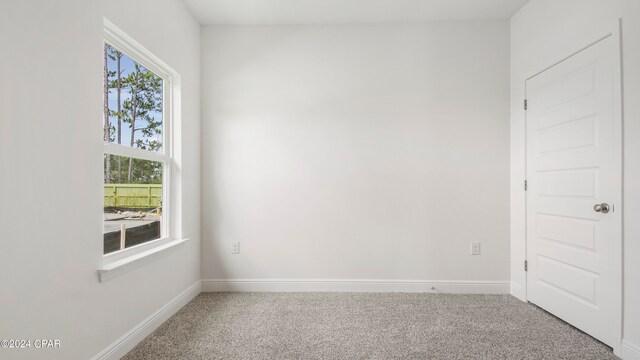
[123,293,618,360]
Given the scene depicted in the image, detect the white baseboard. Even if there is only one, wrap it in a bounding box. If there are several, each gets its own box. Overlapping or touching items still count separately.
[201,279,510,294]
[91,281,201,360]
[621,340,640,360]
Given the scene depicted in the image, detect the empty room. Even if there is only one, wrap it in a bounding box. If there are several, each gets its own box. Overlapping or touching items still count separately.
[1,0,639,359]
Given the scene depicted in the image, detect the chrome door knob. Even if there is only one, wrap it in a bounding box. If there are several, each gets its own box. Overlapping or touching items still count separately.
[593,203,610,214]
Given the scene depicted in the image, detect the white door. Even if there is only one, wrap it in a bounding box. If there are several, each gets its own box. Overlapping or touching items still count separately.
[526,35,621,347]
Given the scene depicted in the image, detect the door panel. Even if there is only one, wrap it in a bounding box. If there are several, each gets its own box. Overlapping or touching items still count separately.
[526,35,621,347]
[536,214,596,250]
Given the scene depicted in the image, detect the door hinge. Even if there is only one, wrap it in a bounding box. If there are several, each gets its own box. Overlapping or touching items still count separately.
[524,180,528,191]
[524,99,528,110]
[524,260,528,272]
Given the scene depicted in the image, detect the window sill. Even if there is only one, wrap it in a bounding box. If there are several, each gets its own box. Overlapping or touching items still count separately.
[98,237,189,282]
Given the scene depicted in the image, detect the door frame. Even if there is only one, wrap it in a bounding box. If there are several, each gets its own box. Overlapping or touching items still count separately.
[522,20,623,354]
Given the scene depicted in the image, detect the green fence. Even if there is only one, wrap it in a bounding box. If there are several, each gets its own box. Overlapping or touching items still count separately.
[104,184,162,209]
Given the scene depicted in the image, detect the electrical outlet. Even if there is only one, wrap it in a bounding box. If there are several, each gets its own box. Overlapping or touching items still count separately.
[471,242,481,255]
[232,241,240,254]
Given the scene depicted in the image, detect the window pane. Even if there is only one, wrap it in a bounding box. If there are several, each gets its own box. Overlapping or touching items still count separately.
[104,155,164,254]
[104,43,163,153]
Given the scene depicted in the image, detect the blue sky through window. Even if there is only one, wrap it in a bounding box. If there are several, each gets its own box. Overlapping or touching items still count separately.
[105,44,163,152]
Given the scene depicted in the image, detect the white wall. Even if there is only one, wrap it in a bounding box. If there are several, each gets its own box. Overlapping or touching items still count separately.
[0,0,200,359]
[620,0,640,357]
[510,0,640,357]
[201,22,510,285]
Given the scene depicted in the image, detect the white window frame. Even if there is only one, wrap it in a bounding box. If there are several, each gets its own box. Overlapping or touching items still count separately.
[99,19,187,282]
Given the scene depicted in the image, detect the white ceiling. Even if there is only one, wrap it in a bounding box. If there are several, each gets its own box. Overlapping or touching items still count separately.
[182,0,530,26]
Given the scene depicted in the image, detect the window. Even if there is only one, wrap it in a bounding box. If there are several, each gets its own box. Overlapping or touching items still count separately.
[102,30,172,255]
